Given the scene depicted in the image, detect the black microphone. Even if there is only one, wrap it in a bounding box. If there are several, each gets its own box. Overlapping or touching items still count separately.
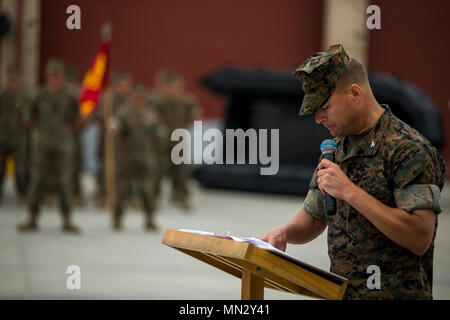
[320,139,338,216]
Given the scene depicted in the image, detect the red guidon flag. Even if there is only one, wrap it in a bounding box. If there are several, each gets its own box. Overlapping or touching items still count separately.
[79,41,109,118]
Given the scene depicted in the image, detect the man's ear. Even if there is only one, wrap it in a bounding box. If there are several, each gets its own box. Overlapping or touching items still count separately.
[350,84,362,102]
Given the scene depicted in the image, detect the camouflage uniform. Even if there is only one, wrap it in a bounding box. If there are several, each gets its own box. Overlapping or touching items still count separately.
[296,45,446,299]
[114,89,165,230]
[147,90,165,197]
[96,74,132,205]
[148,80,200,207]
[27,86,79,222]
[0,87,31,200]
[65,70,83,206]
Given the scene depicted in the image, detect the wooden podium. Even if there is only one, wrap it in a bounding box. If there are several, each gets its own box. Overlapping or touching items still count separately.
[162,229,347,300]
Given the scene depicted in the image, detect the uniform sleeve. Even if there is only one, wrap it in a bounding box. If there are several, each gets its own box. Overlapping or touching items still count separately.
[68,95,79,124]
[186,94,201,121]
[303,189,326,220]
[146,110,166,138]
[155,122,168,139]
[0,93,4,120]
[20,91,33,122]
[392,142,446,214]
[30,95,39,120]
[96,94,105,116]
[116,112,128,137]
[302,163,326,220]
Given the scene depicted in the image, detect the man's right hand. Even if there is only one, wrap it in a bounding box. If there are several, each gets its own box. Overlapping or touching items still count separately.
[106,118,119,136]
[258,226,288,252]
[257,210,327,252]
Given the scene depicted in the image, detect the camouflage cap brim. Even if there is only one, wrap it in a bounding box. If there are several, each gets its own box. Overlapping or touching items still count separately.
[131,84,148,96]
[299,87,333,116]
[296,70,335,116]
[45,59,65,74]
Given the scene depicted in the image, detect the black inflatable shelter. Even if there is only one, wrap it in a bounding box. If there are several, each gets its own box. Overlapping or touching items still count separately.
[193,67,444,196]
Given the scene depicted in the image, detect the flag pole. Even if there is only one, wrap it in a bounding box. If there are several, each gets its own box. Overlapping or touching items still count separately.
[100,23,116,223]
[104,87,116,222]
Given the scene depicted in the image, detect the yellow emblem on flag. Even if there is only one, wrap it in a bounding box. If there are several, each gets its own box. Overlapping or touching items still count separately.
[82,53,107,91]
[80,100,95,117]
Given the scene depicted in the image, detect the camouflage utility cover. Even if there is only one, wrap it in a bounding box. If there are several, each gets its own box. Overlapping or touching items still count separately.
[303,106,446,299]
[148,91,199,133]
[293,44,351,116]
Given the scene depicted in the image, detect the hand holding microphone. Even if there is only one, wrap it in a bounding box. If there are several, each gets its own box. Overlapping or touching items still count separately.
[319,139,338,216]
[317,139,359,215]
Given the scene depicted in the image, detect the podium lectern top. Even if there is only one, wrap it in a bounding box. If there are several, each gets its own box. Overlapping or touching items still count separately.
[162,229,347,300]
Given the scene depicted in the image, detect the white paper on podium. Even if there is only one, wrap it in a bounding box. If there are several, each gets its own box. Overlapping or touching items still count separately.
[177,228,347,284]
[178,229,217,236]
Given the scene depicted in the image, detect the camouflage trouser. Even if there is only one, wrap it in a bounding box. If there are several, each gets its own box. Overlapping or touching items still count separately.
[0,142,29,199]
[72,133,83,199]
[96,132,106,198]
[114,162,157,221]
[153,152,166,197]
[161,145,191,201]
[166,158,191,201]
[28,148,73,216]
[97,133,133,201]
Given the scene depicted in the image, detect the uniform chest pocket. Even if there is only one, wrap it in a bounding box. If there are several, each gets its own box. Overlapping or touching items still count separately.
[358,171,387,193]
[341,157,393,251]
[361,172,393,205]
[343,156,390,200]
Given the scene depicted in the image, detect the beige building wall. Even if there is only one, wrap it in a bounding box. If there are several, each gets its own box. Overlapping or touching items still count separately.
[323,0,369,66]
[0,0,17,87]
[22,0,40,89]
[0,0,40,89]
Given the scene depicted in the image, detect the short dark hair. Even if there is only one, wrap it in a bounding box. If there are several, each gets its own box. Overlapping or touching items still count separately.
[157,70,182,84]
[111,71,132,83]
[336,58,368,90]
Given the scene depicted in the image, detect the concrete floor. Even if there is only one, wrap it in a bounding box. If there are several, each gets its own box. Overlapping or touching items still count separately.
[0,174,449,300]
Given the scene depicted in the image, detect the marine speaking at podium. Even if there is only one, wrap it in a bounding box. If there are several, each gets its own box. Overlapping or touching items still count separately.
[259,44,446,300]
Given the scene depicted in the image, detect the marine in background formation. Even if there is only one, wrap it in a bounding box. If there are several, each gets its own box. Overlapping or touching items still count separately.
[109,84,166,230]
[149,71,201,211]
[65,65,84,206]
[0,66,31,204]
[95,72,133,206]
[18,59,82,233]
